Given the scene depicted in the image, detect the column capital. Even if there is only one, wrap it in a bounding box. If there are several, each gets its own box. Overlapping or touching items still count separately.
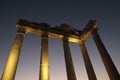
[79,42,85,47]
[17,27,26,34]
[91,29,99,37]
[41,32,48,39]
[62,36,68,41]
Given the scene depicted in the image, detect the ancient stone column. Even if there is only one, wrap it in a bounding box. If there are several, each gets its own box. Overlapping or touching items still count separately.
[92,29,120,80]
[79,42,97,80]
[39,33,49,80]
[62,37,77,80]
[1,28,25,80]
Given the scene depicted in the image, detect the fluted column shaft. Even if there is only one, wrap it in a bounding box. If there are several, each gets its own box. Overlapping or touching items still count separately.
[1,29,25,80]
[63,37,77,80]
[92,30,120,80]
[39,33,49,80]
[79,42,97,80]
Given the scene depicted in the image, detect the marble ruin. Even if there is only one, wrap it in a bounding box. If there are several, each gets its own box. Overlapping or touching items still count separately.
[1,19,120,80]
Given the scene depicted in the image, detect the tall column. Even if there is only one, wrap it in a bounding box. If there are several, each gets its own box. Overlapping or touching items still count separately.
[63,37,77,80]
[92,29,120,80]
[39,33,49,80]
[79,42,97,80]
[1,28,25,80]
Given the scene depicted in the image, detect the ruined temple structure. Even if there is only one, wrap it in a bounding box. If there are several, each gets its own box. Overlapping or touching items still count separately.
[1,19,120,80]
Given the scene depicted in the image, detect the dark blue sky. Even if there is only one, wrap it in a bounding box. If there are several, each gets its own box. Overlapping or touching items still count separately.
[0,0,120,80]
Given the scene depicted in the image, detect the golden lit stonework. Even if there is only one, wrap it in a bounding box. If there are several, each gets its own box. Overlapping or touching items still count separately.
[1,19,120,80]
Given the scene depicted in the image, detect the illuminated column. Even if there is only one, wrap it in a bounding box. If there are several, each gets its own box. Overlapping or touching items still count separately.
[39,33,49,80]
[92,29,120,80]
[63,37,77,80]
[1,28,25,80]
[79,42,97,80]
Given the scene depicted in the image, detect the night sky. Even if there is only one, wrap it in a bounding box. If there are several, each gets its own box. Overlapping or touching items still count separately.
[0,0,120,80]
